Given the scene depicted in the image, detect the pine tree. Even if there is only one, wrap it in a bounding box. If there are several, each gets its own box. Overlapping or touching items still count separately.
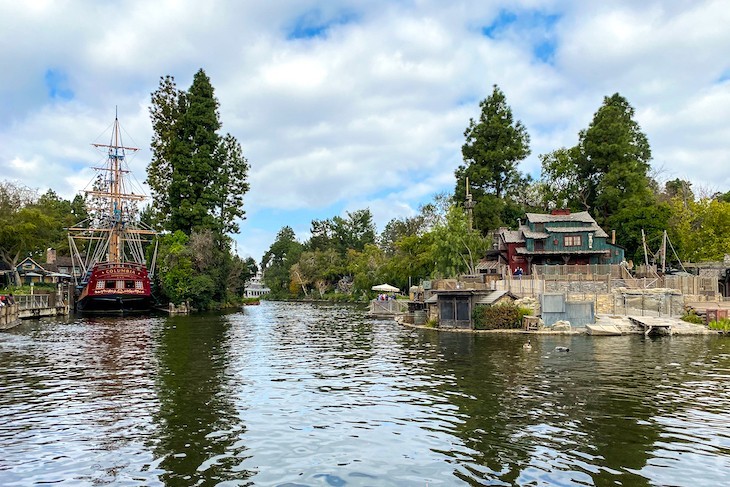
[147,69,250,307]
[455,85,530,231]
[148,75,184,229]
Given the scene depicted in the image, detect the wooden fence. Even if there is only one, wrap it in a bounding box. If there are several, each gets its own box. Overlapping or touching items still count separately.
[533,264,623,278]
[16,294,51,310]
[14,292,69,319]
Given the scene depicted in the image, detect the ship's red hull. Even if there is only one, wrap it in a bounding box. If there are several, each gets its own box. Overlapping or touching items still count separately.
[75,262,152,314]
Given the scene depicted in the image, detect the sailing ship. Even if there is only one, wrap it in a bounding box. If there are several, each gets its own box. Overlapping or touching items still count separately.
[67,114,158,313]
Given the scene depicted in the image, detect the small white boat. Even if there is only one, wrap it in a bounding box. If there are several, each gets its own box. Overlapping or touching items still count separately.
[586,324,622,336]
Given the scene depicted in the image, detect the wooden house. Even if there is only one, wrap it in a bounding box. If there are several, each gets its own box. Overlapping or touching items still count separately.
[498,210,624,275]
[15,249,80,285]
[16,257,52,284]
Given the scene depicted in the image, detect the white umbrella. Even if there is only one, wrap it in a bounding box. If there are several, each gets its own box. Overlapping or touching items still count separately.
[371,283,399,293]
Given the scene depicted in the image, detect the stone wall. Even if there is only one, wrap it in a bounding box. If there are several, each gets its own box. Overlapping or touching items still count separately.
[545,280,610,294]
[609,288,684,316]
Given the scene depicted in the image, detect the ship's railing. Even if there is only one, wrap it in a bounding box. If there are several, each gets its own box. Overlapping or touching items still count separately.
[94,261,148,270]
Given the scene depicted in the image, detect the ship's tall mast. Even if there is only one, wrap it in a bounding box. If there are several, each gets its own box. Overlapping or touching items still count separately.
[87,115,146,263]
[66,113,158,282]
[109,116,127,263]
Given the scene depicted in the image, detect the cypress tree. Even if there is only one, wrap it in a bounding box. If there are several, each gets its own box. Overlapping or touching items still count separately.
[148,69,249,236]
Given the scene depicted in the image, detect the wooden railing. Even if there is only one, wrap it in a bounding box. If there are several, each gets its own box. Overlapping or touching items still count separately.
[16,294,51,310]
[13,293,70,319]
[369,299,408,315]
[533,264,623,278]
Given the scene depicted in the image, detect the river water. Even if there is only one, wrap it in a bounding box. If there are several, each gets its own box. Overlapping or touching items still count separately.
[1,302,729,486]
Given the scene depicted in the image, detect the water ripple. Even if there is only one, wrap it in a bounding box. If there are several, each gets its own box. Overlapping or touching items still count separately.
[2,304,730,485]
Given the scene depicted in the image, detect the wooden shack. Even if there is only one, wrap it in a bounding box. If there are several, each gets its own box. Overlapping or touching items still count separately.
[432,289,517,330]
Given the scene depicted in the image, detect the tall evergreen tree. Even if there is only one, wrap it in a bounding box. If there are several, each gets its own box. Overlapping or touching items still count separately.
[576,93,652,225]
[455,85,531,232]
[147,69,250,307]
[214,134,250,234]
[170,69,221,234]
[148,75,185,229]
[147,69,249,236]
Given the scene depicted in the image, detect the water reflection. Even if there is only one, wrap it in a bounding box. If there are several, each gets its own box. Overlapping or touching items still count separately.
[407,331,730,486]
[152,312,251,484]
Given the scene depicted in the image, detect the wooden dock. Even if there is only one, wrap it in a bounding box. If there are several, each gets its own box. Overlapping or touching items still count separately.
[368,299,407,318]
[628,316,673,336]
[1,294,70,326]
[0,304,20,330]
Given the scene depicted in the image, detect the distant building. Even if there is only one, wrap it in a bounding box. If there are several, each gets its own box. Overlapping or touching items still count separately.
[498,209,624,275]
[244,271,270,298]
[15,249,82,285]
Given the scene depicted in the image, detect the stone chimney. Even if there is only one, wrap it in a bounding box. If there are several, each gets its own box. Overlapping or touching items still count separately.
[46,248,57,264]
[550,209,571,216]
[611,230,616,245]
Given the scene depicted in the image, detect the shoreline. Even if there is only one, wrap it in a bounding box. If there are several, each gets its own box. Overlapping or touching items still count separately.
[394,314,717,336]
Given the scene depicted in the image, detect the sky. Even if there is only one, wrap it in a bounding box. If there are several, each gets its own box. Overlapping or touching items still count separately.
[1,0,729,263]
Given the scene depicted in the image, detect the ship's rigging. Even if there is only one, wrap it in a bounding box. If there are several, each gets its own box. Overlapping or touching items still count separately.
[67,115,158,285]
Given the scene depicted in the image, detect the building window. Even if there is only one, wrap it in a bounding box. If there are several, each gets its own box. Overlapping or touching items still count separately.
[564,235,582,247]
[125,280,136,289]
[105,280,116,289]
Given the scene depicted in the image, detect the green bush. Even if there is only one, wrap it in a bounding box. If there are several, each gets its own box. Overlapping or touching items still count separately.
[424,318,438,328]
[681,310,704,324]
[473,303,531,330]
[709,318,730,332]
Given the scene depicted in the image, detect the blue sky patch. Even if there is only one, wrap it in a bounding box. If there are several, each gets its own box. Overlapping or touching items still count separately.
[286,9,358,40]
[534,39,557,63]
[718,70,730,83]
[456,94,480,107]
[44,69,74,100]
[481,10,517,38]
[482,10,560,64]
